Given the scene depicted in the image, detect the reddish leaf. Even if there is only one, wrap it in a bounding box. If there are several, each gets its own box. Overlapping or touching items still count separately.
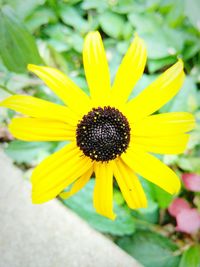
[182,173,200,192]
[168,198,190,217]
[176,208,200,234]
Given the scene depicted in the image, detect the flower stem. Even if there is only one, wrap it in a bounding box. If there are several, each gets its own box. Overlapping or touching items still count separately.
[0,84,15,95]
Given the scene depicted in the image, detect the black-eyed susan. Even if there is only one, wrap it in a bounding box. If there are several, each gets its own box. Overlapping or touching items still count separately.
[0,32,195,220]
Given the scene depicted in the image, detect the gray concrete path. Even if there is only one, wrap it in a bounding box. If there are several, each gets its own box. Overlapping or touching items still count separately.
[0,148,141,267]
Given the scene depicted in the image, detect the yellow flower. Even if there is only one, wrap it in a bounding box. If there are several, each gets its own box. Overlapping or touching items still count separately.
[0,32,195,220]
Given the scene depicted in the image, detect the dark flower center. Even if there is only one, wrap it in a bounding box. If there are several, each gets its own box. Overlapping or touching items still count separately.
[76,106,131,162]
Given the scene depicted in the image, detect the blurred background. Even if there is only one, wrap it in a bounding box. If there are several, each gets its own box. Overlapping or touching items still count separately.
[0,1,199,267]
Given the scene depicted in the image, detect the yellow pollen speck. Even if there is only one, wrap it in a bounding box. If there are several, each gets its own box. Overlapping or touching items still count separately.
[83,126,86,129]
[94,155,98,158]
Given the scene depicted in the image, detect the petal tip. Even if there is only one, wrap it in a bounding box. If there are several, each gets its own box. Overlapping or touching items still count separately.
[27,64,46,72]
[27,63,37,71]
[177,58,184,69]
[32,193,42,204]
[59,191,71,200]
[85,31,100,40]
[32,190,53,204]
[173,180,181,195]
[142,199,148,208]
[133,32,146,46]
[7,121,14,133]
[0,96,13,107]
[108,212,117,220]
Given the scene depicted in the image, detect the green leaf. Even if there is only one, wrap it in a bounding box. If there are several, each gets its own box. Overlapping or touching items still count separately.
[183,40,200,61]
[144,27,184,59]
[152,185,173,209]
[132,178,159,224]
[133,200,159,224]
[81,0,108,12]
[46,45,69,72]
[62,180,135,236]
[128,12,184,59]
[128,74,156,100]
[179,245,200,267]
[4,0,45,19]
[63,0,82,4]
[110,0,143,14]
[122,22,133,39]
[58,4,89,33]
[148,56,176,73]
[43,24,71,52]
[158,0,176,14]
[0,6,43,73]
[99,11,125,39]
[5,140,56,164]
[117,230,180,267]
[164,0,184,27]
[128,12,163,34]
[145,0,162,11]
[25,6,57,33]
[184,0,200,29]
[71,76,89,95]
[176,157,200,173]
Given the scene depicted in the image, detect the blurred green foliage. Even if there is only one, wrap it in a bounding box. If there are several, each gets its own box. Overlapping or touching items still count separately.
[179,245,200,267]
[62,179,136,236]
[117,230,180,267]
[0,1,200,267]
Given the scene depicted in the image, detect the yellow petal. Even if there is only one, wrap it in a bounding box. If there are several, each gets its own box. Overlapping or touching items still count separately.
[123,59,185,122]
[9,118,76,141]
[93,162,116,220]
[132,134,190,154]
[121,147,181,195]
[83,31,111,106]
[28,64,91,115]
[133,112,195,137]
[59,167,93,199]
[113,158,147,209]
[0,95,78,125]
[32,142,93,203]
[111,34,147,106]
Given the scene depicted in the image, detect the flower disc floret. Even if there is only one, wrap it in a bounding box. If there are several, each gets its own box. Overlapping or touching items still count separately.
[76,106,131,161]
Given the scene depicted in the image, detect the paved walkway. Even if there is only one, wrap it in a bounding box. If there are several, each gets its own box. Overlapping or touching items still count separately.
[0,149,141,267]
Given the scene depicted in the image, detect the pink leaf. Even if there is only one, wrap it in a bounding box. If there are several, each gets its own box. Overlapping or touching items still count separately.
[176,208,200,234]
[168,198,190,217]
[182,173,200,192]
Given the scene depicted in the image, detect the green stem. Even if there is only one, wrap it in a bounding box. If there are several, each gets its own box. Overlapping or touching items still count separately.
[0,84,15,95]
[132,217,158,230]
